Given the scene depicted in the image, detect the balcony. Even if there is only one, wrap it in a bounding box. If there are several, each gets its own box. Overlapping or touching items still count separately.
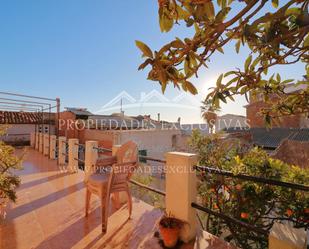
[0,147,236,249]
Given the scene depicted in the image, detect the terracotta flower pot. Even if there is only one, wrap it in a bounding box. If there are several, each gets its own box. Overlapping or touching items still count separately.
[159,225,180,248]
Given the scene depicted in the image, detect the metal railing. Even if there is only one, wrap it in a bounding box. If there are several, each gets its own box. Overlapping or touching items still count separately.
[129,179,166,196]
[194,165,309,191]
[191,202,269,235]
[74,143,85,168]
[94,146,112,153]
[138,155,166,164]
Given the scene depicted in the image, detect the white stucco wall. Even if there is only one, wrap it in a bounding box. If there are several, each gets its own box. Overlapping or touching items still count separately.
[115,129,181,159]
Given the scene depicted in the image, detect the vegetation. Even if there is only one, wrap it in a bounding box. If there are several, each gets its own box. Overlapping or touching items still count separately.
[189,130,309,249]
[136,0,309,125]
[130,171,165,209]
[201,99,221,133]
[0,126,22,218]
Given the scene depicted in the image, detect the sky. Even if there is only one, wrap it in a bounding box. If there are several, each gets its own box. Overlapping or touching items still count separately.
[0,0,305,123]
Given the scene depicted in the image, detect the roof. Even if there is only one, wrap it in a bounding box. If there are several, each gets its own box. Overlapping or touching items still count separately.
[180,124,209,135]
[219,114,246,119]
[252,128,293,148]
[0,111,54,124]
[288,129,309,142]
[88,114,140,129]
[226,128,309,149]
[64,107,93,116]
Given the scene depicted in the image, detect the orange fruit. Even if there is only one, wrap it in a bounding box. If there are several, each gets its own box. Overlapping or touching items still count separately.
[241,212,249,219]
[286,209,293,217]
[235,184,242,191]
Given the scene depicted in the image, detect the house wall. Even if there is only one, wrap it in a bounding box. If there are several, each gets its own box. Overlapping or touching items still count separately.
[246,100,303,128]
[116,129,181,159]
[81,129,115,149]
[216,115,248,131]
[174,134,191,152]
[58,111,78,139]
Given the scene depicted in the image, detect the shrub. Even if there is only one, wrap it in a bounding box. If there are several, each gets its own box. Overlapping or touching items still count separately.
[189,130,309,249]
[0,125,23,218]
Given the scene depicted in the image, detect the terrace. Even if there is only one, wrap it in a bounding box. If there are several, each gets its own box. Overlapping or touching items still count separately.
[0,92,308,249]
[0,145,237,249]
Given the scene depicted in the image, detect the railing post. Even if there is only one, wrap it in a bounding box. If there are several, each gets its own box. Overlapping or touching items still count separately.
[165,152,198,243]
[49,135,56,160]
[35,132,39,150]
[112,145,121,156]
[269,222,307,249]
[30,132,35,148]
[43,134,49,156]
[68,138,79,173]
[39,133,44,153]
[84,141,98,182]
[58,136,66,166]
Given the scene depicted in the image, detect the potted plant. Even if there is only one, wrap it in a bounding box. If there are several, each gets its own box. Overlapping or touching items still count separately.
[159,212,184,248]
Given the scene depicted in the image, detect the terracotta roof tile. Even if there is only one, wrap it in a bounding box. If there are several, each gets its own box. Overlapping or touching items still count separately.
[0,111,54,124]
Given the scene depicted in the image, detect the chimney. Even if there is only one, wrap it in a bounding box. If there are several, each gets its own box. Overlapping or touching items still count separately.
[157,113,160,122]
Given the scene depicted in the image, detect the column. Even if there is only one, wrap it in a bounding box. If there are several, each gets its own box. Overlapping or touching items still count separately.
[165,152,198,243]
[49,135,56,159]
[58,136,66,166]
[68,138,79,173]
[43,134,49,156]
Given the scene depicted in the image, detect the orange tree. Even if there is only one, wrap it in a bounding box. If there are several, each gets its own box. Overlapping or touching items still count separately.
[136,0,309,125]
[189,130,309,248]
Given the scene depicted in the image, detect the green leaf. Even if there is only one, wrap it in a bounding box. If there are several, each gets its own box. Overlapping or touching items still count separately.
[265,113,272,127]
[272,0,279,8]
[135,41,153,58]
[158,69,167,85]
[217,92,227,103]
[184,81,198,95]
[176,5,190,20]
[245,55,252,72]
[161,82,167,93]
[159,9,174,32]
[217,46,224,54]
[216,74,224,88]
[224,71,236,77]
[250,57,260,70]
[304,34,309,47]
[138,59,152,70]
[204,2,215,20]
[285,8,301,16]
[235,40,241,53]
[213,95,220,108]
[215,7,231,23]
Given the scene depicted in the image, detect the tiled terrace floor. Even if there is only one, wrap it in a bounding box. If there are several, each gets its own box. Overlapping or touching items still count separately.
[0,148,163,249]
[0,147,236,249]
